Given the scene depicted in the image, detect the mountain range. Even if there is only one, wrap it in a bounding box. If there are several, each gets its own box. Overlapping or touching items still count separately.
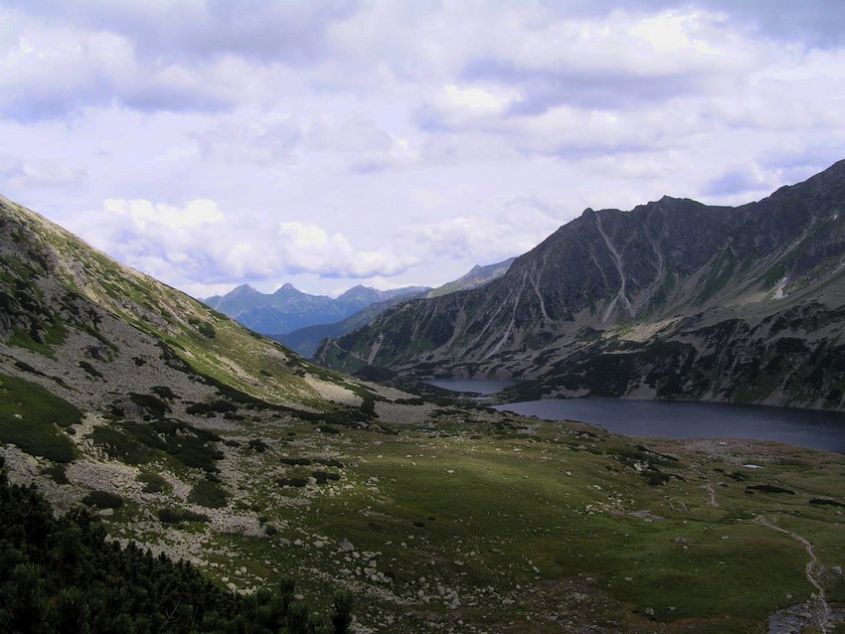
[273,257,514,357]
[204,283,428,335]
[317,160,845,411]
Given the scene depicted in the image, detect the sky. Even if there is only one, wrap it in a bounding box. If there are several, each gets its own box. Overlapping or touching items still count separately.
[2,1,845,298]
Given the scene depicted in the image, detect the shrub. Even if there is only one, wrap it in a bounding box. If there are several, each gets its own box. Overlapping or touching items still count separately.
[128,393,171,419]
[360,397,376,417]
[248,439,269,453]
[186,399,238,416]
[0,375,78,461]
[312,471,341,485]
[278,477,309,488]
[280,457,312,466]
[150,385,177,401]
[89,426,153,464]
[122,420,223,472]
[331,590,354,634]
[42,463,69,484]
[187,479,229,508]
[314,458,344,468]
[78,361,103,380]
[197,322,216,339]
[157,507,209,524]
[82,490,123,510]
[137,472,168,494]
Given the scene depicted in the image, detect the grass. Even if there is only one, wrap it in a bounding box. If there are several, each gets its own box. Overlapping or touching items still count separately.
[0,373,79,462]
[8,321,68,359]
[175,414,845,634]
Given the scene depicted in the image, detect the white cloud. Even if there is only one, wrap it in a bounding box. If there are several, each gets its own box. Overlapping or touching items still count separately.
[103,198,224,229]
[3,1,845,296]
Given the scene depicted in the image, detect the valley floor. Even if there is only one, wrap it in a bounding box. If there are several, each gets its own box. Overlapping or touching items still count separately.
[5,401,845,633]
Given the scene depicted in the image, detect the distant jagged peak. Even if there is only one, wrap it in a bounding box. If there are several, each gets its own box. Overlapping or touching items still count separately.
[337,284,377,300]
[273,282,305,296]
[230,283,260,295]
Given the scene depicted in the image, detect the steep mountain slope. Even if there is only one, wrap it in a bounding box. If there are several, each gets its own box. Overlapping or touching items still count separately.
[318,160,845,410]
[205,282,427,334]
[0,195,377,414]
[275,259,514,358]
[425,257,514,298]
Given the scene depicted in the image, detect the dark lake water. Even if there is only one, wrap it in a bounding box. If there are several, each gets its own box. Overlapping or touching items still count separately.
[496,398,845,453]
[427,378,518,395]
[427,379,845,453]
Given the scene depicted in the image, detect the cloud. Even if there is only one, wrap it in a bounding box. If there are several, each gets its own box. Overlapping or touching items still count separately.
[276,222,414,277]
[102,198,224,229]
[9,1,361,64]
[5,1,845,296]
[415,197,564,263]
[702,167,769,197]
[0,2,356,119]
[67,198,420,290]
[0,156,86,189]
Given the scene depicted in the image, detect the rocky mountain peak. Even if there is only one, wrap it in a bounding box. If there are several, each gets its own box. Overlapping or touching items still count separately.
[320,160,845,412]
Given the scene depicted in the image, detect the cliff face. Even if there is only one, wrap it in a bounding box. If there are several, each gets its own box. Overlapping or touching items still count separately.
[318,160,845,410]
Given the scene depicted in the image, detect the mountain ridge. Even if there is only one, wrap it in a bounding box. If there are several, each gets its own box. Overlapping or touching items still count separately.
[275,257,515,357]
[317,160,845,411]
[205,282,428,335]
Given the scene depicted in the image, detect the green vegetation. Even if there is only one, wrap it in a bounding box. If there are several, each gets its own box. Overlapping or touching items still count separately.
[0,373,79,462]
[122,420,223,472]
[82,490,124,509]
[137,471,169,494]
[78,360,103,379]
[695,248,737,304]
[8,321,67,359]
[90,425,154,464]
[157,507,210,525]
[188,478,229,508]
[0,465,353,633]
[195,413,844,633]
[128,392,171,419]
[41,462,69,484]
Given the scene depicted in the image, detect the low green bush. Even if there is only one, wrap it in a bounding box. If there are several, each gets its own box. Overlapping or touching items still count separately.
[137,471,168,494]
[0,374,79,462]
[90,426,153,464]
[187,479,229,508]
[157,507,209,524]
[82,490,124,510]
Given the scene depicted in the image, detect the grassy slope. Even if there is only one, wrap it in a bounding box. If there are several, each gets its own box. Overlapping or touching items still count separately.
[0,196,357,410]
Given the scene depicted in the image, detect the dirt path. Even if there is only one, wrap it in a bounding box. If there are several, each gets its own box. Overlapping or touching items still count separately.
[703,483,719,507]
[754,515,832,633]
